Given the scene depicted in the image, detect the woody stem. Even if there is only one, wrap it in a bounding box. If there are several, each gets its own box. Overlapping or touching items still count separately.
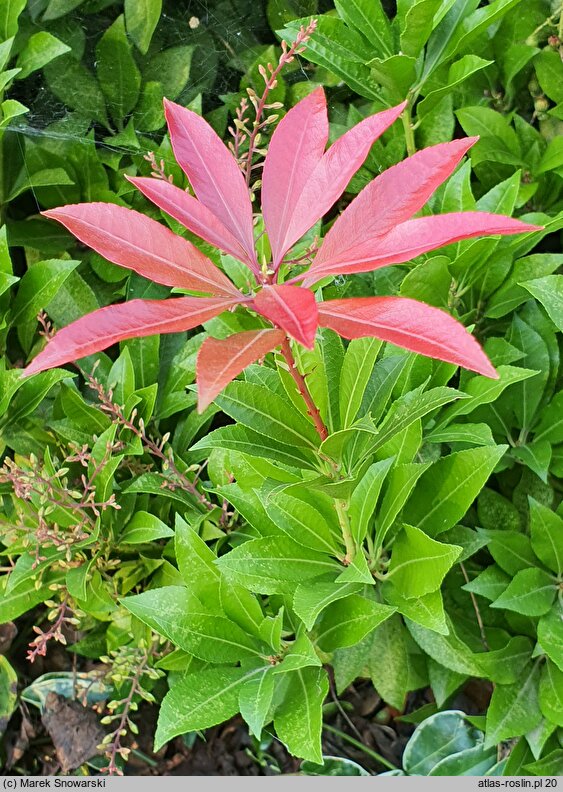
[279,337,328,442]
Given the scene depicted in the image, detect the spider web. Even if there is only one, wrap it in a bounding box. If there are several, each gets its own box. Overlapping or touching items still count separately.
[5,0,304,210]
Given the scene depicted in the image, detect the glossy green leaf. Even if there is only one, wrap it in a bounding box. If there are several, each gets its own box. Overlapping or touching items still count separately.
[484,663,542,749]
[491,567,556,617]
[539,660,563,727]
[215,381,319,449]
[334,0,392,55]
[216,537,340,594]
[403,710,484,775]
[521,275,563,334]
[96,15,141,127]
[121,512,174,544]
[538,607,563,672]
[0,656,17,738]
[125,0,162,54]
[274,667,328,763]
[316,594,396,651]
[15,32,70,79]
[293,580,362,631]
[387,524,462,598]
[339,338,381,429]
[239,667,275,738]
[349,458,393,545]
[529,498,563,576]
[155,666,261,750]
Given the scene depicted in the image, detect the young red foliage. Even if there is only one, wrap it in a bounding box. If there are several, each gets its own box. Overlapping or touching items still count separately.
[317,297,497,378]
[25,86,541,414]
[196,329,285,412]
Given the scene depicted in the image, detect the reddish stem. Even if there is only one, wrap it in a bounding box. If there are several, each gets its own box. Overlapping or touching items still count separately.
[280,337,328,442]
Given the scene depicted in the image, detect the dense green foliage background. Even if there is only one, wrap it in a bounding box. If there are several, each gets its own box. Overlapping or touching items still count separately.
[0,0,562,777]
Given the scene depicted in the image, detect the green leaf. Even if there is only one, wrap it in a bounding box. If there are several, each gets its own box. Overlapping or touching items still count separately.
[369,54,418,101]
[369,614,416,708]
[339,338,381,429]
[15,32,71,79]
[316,594,396,652]
[8,167,75,202]
[215,381,319,449]
[360,355,408,424]
[523,750,563,777]
[538,607,563,672]
[122,587,264,662]
[96,15,141,127]
[456,106,521,167]
[0,0,26,39]
[334,0,392,56]
[406,619,482,676]
[349,458,393,545]
[539,660,563,727]
[476,637,533,686]
[521,275,563,334]
[511,440,552,485]
[125,0,162,54]
[383,584,448,634]
[437,365,537,424]
[174,515,220,586]
[7,368,74,425]
[479,529,539,576]
[387,524,462,598]
[144,46,193,101]
[44,56,109,128]
[155,666,261,750]
[418,55,492,117]
[192,425,318,470]
[293,580,362,631]
[0,655,17,738]
[264,492,341,556]
[216,537,340,594]
[239,668,275,738]
[403,711,485,775]
[484,663,542,749]
[403,445,507,536]
[42,0,85,21]
[274,667,328,763]
[220,580,264,639]
[534,390,563,445]
[374,386,465,452]
[121,511,174,544]
[316,328,344,433]
[301,757,370,776]
[462,565,511,601]
[529,498,563,577]
[491,567,556,617]
[486,254,563,319]
[477,488,521,533]
[537,137,563,175]
[275,631,322,674]
[535,49,563,104]
[376,462,431,548]
[279,16,382,100]
[399,0,442,59]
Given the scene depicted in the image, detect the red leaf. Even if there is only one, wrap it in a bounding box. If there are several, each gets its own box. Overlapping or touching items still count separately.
[43,203,241,298]
[252,285,318,349]
[127,176,255,269]
[23,296,243,377]
[164,99,256,266]
[281,102,406,266]
[262,88,328,267]
[305,137,478,281]
[302,212,542,285]
[318,297,497,378]
[196,328,285,412]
